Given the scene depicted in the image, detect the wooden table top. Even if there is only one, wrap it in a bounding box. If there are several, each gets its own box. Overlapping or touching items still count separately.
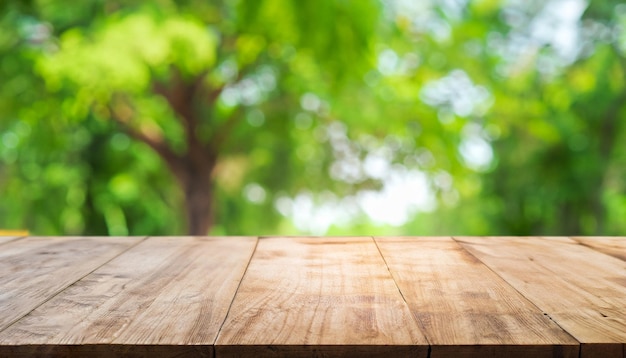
[0,236,624,358]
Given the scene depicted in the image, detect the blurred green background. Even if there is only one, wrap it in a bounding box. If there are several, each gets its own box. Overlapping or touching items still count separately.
[1,0,625,236]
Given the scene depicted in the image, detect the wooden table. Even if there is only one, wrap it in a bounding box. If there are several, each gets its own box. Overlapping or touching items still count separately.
[0,236,624,358]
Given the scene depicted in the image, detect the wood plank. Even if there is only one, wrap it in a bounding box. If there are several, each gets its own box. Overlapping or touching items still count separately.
[0,236,257,357]
[571,237,626,262]
[455,236,626,358]
[0,236,22,245]
[0,236,142,332]
[215,236,428,358]
[375,237,579,358]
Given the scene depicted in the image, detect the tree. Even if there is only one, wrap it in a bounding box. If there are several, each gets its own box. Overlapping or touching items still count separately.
[4,0,464,235]
[3,0,625,237]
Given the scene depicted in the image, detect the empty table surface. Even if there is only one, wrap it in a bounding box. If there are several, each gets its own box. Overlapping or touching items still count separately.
[0,236,624,358]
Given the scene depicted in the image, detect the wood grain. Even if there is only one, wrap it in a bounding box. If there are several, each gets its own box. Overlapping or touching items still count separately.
[0,236,257,357]
[0,236,21,245]
[455,236,626,358]
[0,236,142,332]
[215,236,428,357]
[2,236,624,357]
[571,236,626,262]
[375,237,579,358]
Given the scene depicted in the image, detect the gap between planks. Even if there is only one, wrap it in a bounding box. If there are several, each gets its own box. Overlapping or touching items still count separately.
[372,236,435,358]
[371,235,434,352]
[214,237,260,339]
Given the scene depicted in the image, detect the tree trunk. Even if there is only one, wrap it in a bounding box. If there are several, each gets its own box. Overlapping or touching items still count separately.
[166,150,217,235]
[182,170,214,236]
[114,70,234,236]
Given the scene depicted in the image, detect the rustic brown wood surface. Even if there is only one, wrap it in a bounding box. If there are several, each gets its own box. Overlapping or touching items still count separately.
[0,236,625,358]
[0,236,143,333]
[456,236,626,358]
[375,237,579,358]
[0,236,256,357]
[215,236,429,357]
[571,236,626,262]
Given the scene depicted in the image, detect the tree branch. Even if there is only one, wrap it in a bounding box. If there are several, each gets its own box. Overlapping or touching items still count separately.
[152,67,208,164]
[107,99,182,174]
[151,62,257,165]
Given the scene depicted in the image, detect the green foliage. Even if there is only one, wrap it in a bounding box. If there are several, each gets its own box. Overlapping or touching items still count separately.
[1,0,625,236]
[40,13,217,93]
